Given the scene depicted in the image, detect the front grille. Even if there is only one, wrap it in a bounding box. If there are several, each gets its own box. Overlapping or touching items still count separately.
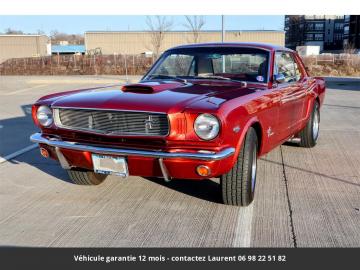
[54,108,169,136]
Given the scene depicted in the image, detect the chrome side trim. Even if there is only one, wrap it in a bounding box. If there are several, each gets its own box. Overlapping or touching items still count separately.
[30,133,235,161]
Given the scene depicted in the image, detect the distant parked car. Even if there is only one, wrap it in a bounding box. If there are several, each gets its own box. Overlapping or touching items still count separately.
[30,43,326,206]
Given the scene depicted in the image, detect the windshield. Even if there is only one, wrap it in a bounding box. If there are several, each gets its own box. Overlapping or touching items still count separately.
[143,47,270,83]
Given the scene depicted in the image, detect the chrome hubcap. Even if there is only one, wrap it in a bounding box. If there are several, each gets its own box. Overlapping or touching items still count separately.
[251,146,257,196]
[313,109,320,141]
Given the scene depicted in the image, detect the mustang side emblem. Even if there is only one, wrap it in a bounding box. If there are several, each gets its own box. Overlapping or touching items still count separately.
[267,126,274,137]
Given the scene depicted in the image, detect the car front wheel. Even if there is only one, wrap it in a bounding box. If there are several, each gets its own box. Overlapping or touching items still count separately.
[66,169,107,185]
[220,127,258,206]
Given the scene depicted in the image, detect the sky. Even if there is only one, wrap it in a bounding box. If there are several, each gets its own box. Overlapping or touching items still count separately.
[0,15,284,35]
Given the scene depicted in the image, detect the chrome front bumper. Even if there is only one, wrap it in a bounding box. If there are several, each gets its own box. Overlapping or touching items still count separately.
[30,133,235,180]
[30,133,235,160]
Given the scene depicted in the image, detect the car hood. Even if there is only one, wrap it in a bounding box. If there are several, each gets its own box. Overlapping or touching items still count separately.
[50,81,264,114]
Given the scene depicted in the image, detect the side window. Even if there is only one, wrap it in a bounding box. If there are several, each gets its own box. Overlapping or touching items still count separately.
[274,52,298,83]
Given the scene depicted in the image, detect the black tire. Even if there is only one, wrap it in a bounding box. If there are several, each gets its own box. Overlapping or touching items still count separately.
[299,101,320,148]
[220,127,258,206]
[66,169,107,185]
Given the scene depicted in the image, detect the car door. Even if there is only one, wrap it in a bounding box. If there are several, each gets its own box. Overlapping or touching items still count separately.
[291,53,313,131]
[273,51,303,140]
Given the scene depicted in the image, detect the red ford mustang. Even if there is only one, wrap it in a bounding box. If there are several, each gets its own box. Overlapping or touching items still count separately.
[30,43,326,206]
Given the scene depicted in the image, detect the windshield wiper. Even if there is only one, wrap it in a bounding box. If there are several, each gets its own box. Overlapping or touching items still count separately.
[195,75,232,81]
[189,75,248,87]
[147,74,187,83]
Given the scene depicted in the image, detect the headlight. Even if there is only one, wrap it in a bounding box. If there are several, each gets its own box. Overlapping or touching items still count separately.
[36,105,53,127]
[194,114,220,140]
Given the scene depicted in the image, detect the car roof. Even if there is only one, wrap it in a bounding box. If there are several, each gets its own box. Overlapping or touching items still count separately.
[167,42,294,53]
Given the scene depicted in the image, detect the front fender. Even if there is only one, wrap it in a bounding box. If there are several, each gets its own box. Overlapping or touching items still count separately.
[226,115,262,170]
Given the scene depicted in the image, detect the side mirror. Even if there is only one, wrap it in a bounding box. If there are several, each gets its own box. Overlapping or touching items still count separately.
[274,73,286,84]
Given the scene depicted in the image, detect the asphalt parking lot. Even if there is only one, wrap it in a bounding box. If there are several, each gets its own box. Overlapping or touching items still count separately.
[0,75,359,247]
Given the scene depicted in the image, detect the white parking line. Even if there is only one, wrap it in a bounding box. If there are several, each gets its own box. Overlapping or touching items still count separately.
[0,144,38,164]
[232,204,254,247]
[29,79,124,84]
[0,84,47,96]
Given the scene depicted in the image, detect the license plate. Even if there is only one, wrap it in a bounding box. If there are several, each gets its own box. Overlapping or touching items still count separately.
[91,154,128,178]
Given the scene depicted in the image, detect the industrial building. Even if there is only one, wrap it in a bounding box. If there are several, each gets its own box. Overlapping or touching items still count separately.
[84,30,285,55]
[0,34,49,63]
[343,15,360,49]
[285,15,345,51]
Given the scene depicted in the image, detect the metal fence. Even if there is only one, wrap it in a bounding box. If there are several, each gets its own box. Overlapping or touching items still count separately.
[0,54,155,75]
[302,54,360,67]
[1,53,360,77]
[302,54,360,77]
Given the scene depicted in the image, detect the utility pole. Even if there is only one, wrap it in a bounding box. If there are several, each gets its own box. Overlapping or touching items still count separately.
[221,15,226,72]
[221,15,225,42]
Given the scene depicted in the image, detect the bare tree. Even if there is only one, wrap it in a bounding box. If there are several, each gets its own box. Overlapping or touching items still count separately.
[50,29,84,45]
[4,28,24,35]
[183,16,206,43]
[36,29,45,35]
[146,16,173,57]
